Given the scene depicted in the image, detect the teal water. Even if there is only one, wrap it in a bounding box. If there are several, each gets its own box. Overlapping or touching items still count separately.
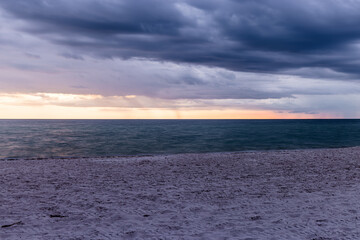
[0,119,360,159]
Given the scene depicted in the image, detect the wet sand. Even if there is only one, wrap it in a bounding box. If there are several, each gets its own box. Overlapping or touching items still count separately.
[1,147,360,239]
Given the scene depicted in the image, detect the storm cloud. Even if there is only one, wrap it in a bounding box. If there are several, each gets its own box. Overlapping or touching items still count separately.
[2,0,360,76]
[1,0,360,118]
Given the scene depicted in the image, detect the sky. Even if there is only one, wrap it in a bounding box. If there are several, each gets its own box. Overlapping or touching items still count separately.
[1,0,360,119]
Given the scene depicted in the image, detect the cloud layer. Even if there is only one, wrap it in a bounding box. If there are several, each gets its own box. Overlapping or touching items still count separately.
[1,0,360,118]
[2,0,360,76]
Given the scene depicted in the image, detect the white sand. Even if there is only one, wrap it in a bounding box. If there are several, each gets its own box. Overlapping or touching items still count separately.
[1,147,360,239]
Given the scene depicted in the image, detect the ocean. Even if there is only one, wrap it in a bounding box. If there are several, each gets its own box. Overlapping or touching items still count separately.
[0,119,359,159]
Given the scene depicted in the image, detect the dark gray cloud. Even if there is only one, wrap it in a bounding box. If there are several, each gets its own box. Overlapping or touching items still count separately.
[60,52,84,60]
[2,0,360,78]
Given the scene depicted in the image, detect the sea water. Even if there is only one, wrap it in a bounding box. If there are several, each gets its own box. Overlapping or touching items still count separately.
[0,119,360,159]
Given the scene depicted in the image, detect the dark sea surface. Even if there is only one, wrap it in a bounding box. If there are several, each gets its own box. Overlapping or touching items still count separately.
[0,119,360,159]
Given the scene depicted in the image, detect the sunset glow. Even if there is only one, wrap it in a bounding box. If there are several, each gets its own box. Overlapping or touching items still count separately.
[0,93,335,119]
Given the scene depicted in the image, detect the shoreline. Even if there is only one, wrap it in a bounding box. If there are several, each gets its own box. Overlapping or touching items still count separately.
[1,147,360,239]
[1,145,359,162]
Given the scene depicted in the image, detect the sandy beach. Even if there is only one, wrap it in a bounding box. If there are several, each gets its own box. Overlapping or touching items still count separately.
[1,147,360,239]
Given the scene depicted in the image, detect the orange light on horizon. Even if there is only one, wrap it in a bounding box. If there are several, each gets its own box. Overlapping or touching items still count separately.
[0,105,334,119]
[0,92,337,119]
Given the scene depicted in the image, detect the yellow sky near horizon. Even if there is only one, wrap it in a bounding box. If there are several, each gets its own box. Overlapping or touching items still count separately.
[0,92,334,119]
[0,105,330,119]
